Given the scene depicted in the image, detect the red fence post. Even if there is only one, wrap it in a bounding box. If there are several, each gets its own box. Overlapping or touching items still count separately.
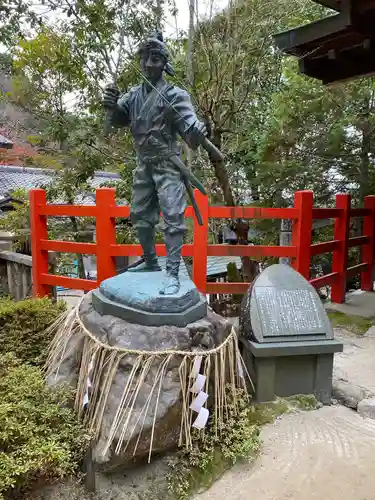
[96,188,117,284]
[192,190,209,293]
[292,190,313,279]
[331,193,351,303]
[30,189,50,297]
[361,195,375,292]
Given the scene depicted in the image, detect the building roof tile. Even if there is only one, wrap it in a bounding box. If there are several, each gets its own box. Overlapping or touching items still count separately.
[0,166,121,205]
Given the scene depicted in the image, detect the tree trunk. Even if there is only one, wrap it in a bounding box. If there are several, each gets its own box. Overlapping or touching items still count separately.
[69,216,86,280]
[247,165,260,202]
[187,0,195,89]
[359,121,370,204]
[279,218,292,265]
[236,219,259,282]
[155,0,163,28]
[357,102,371,236]
[209,130,259,282]
[210,130,235,206]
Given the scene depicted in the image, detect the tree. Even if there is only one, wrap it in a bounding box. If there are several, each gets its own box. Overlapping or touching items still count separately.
[0,0,165,277]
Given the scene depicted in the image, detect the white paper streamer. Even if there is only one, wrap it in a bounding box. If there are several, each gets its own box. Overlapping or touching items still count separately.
[82,392,89,408]
[190,373,206,394]
[192,407,209,429]
[190,391,208,413]
[237,359,244,379]
[190,356,203,378]
[83,354,95,408]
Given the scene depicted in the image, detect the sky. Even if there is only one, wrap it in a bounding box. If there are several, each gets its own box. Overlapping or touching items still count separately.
[0,0,230,109]
[164,0,229,37]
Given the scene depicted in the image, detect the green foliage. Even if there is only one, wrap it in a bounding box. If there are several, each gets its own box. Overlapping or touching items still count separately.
[167,388,261,499]
[0,0,40,50]
[287,394,321,411]
[0,52,13,73]
[0,353,89,499]
[227,262,243,305]
[227,262,240,282]
[0,297,65,365]
[0,189,30,250]
[247,394,320,427]
[328,311,373,336]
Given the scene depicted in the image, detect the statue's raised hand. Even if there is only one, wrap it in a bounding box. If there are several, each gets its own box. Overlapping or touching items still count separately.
[191,121,207,141]
[186,120,207,149]
[103,85,120,109]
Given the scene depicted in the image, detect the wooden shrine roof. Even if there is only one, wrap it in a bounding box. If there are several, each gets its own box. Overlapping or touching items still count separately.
[312,0,340,10]
[273,0,375,84]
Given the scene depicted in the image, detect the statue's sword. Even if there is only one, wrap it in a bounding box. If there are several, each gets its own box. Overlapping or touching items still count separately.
[170,154,205,225]
[104,66,225,225]
[116,62,225,163]
[133,74,225,226]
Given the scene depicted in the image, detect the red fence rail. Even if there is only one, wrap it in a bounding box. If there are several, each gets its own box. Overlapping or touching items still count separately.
[30,188,375,303]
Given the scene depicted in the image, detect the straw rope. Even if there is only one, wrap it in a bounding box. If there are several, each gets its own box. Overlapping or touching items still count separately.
[45,292,252,462]
[60,292,239,356]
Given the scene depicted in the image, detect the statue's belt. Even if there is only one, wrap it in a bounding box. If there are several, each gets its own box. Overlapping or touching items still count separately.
[135,152,207,226]
[135,151,207,196]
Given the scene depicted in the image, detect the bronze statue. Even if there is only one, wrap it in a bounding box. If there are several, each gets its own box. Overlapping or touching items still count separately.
[103,31,219,295]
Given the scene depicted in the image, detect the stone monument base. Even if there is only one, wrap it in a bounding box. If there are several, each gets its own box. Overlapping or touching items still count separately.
[47,293,234,470]
[92,270,207,327]
[240,338,343,405]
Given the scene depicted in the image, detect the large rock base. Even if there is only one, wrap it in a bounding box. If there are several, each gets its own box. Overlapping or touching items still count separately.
[48,293,232,471]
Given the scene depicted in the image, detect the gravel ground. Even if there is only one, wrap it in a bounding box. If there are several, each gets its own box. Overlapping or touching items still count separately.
[195,405,375,500]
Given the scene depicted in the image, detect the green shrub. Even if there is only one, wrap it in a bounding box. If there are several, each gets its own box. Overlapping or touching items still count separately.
[0,297,65,365]
[0,354,89,499]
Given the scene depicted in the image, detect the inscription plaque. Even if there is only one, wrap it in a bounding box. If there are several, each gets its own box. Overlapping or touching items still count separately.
[240,264,333,343]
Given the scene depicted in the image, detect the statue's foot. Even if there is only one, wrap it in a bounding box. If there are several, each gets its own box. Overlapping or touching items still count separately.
[159,274,180,295]
[128,260,161,273]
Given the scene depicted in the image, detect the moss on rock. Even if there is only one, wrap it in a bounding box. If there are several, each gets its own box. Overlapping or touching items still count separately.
[328,311,372,336]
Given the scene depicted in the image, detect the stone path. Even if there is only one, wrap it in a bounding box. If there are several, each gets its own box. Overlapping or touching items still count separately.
[57,289,84,309]
[325,290,375,319]
[196,318,375,500]
[195,405,375,500]
[333,327,375,407]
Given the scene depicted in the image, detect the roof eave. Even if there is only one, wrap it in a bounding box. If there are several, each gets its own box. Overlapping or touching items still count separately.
[273,11,351,54]
[312,0,341,11]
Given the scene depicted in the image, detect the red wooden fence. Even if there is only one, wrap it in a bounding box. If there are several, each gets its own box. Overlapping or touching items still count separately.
[29,188,375,303]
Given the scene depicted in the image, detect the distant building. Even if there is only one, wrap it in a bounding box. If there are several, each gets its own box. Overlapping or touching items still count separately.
[0,165,123,285]
[0,134,13,149]
[0,165,121,209]
[218,224,262,244]
[0,131,38,165]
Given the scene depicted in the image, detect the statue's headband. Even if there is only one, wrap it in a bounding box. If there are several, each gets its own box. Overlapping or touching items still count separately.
[137,31,175,77]
[138,37,170,60]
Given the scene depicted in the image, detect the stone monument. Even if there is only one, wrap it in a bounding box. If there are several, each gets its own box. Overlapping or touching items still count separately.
[239,264,343,404]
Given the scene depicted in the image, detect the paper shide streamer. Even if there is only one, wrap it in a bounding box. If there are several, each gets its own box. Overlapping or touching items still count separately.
[45,293,253,462]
